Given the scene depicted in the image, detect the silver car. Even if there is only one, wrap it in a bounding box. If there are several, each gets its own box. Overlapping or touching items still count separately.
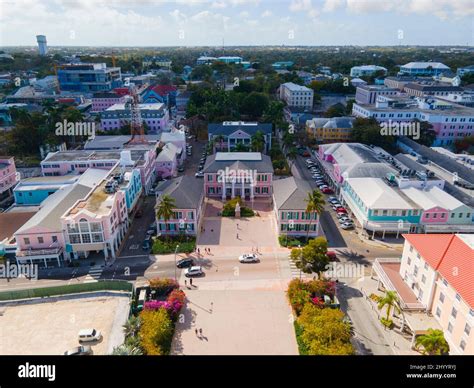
[185,266,204,277]
[238,253,259,263]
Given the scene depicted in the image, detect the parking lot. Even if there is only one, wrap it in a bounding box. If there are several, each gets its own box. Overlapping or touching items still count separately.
[0,294,130,355]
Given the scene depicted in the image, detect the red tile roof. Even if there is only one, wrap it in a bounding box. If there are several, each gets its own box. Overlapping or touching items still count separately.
[403,234,454,270]
[150,84,177,97]
[403,234,474,308]
[437,235,474,308]
[113,87,130,96]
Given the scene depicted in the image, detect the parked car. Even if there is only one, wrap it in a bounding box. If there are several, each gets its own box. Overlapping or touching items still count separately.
[178,166,185,172]
[184,266,204,277]
[177,258,194,268]
[336,211,347,218]
[78,329,102,343]
[305,159,314,164]
[326,251,338,262]
[135,209,143,218]
[338,216,351,224]
[341,222,354,230]
[322,187,334,194]
[319,185,328,190]
[238,253,259,263]
[64,345,93,356]
[335,207,347,213]
[195,171,204,178]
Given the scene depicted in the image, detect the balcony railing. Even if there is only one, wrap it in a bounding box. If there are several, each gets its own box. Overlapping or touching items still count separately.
[16,247,63,257]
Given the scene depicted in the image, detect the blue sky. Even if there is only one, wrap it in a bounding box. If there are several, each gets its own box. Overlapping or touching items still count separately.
[0,0,472,46]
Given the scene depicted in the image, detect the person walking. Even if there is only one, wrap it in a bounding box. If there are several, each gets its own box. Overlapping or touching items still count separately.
[185,279,187,287]
[199,328,203,337]
[190,278,193,287]
[195,328,198,336]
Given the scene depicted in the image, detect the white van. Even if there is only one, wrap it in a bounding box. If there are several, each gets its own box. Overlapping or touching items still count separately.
[78,328,102,343]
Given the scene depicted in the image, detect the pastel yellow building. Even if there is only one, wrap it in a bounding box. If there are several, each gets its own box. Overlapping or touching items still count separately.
[306,117,354,143]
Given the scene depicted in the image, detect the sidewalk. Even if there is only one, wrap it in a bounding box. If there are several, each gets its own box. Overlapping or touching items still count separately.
[357,276,419,355]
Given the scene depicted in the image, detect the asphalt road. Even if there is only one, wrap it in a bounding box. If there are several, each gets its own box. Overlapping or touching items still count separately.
[337,280,394,355]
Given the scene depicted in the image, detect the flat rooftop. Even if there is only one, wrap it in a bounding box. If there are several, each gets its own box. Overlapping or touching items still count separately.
[42,149,151,166]
[215,152,262,161]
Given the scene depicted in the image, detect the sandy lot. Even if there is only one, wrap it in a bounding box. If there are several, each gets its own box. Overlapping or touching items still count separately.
[0,293,130,355]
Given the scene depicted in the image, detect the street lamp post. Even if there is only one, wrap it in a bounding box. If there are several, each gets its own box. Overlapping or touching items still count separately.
[298,244,302,280]
[174,244,180,282]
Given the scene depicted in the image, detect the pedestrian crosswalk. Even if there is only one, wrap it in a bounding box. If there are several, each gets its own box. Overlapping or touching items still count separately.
[288,254,313,280]
[83,266,103,283]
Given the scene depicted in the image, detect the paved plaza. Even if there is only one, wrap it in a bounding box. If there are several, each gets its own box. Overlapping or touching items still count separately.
[169,198,299,355]
[197,198,281,251]
[171,289,298,355]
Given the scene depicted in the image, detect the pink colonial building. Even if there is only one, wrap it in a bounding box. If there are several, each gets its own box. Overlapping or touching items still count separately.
[155,176,204,236]
[61,171,129,261]
[202,152,273,200]
[41,147,158,194]
[272,177,321,237]
[0,156,20,199]
[14,169,109,268]
[91,91,127,113]
[372,234,474,355]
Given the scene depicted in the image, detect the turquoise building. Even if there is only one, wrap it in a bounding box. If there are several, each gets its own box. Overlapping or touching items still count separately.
[14,175,81,206]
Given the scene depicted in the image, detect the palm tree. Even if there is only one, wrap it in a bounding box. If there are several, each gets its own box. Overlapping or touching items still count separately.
[304,190,325,240]
[287,146,298,172]
[251,130,265,152]
[377,290,401,321]
[415,329,450,355]
[214,134,225,152]
[122,315,141,338]
[234,142,249,152]
[156,194,176,237]
[111,344,143,356]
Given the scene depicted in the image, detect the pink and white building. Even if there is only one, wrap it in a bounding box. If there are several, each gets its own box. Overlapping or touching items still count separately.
[202,152,273,200]
[372,234,474,354]
[61,172,129,261]
[352,96,474,147]
[155,143,180,179]
[0,156,20,198]
[272,177,321,236]
[91,91,126,113]
[14,169,109,267]
[155,176,204,236]
[41,147,158,194]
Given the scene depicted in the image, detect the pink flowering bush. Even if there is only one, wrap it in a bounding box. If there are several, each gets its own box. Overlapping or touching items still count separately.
[144,289,186,320]
[311,296,325,308]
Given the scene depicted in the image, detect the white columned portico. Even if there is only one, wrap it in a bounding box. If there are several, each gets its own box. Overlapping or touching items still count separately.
[222,179,226,199]
[231,180,235,198]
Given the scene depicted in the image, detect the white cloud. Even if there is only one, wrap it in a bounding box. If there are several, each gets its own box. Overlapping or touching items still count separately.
[261,10,272,17]
[290,0,313,12]
[322,0,344,12]
[211,1,227,8]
